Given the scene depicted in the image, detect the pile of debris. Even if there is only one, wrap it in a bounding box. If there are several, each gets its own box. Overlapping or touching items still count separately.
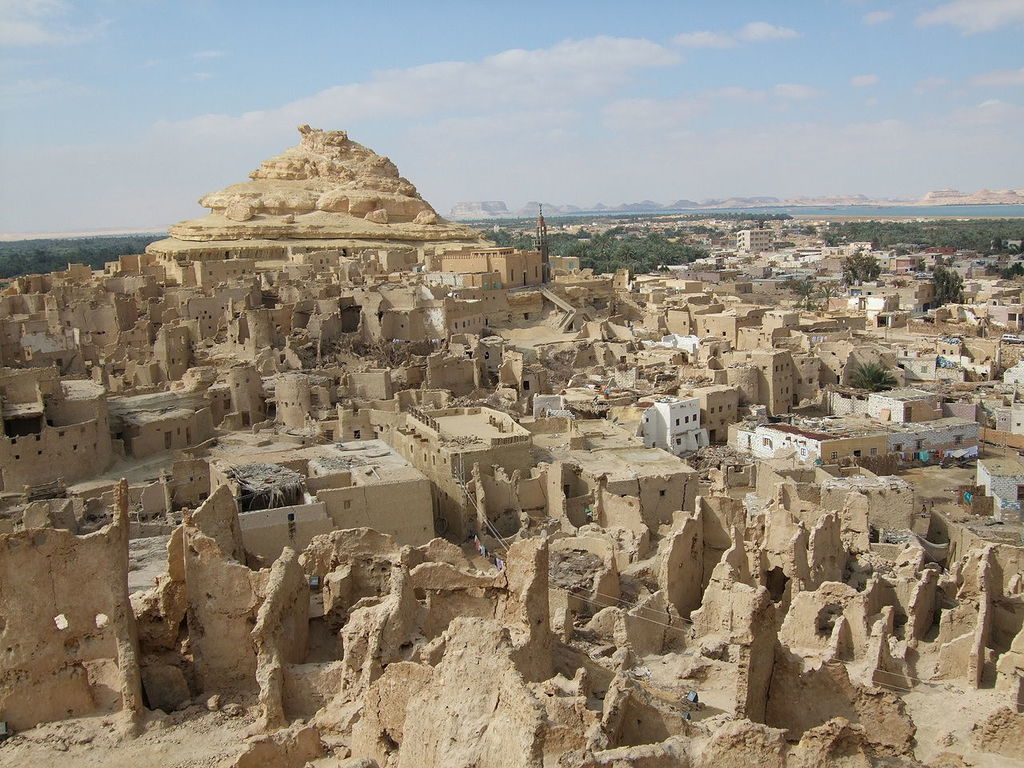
[549,547,603,592]
[687,444,745,473]
[228,463,305,512]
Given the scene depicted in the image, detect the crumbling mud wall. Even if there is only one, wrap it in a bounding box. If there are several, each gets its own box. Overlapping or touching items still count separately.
[184,486,309,711]
[0,480,143,730]
[764,649,916,756]
[391,619,550,768]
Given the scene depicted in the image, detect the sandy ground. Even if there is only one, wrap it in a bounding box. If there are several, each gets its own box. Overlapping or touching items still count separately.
[642,650,736,723]
[69,451,180,495]
[901,682,1024,767]
[0,707,260,768]
[129,535,171,593]
[495,319,577,351]
[899,463,976,515]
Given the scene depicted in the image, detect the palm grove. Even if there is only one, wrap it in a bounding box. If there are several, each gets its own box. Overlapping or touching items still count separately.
[785,254,964,310]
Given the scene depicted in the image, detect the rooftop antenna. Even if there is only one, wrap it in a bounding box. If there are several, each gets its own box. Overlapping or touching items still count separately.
[536,203,549,281]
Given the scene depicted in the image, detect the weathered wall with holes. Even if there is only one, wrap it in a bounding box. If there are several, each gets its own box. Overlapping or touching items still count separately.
[0,487,141,730]
[184,487,309,701]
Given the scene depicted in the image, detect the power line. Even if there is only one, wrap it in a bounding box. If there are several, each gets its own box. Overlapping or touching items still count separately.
[565,587,694,635]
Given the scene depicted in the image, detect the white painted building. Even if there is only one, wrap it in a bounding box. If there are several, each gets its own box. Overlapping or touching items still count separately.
[642,334,701,356]
[1004,361,1024,385]
[977,457,1024,522]
[641,396,707,455]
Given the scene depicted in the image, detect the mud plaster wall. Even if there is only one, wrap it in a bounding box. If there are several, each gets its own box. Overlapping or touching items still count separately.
[0,513,141,729]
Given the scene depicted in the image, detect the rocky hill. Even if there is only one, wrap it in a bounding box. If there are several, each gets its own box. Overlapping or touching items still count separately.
[149,125,486,257]
[918,188,1024,206]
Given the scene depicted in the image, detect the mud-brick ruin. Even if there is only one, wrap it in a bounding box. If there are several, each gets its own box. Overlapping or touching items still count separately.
[1,127,1023,767]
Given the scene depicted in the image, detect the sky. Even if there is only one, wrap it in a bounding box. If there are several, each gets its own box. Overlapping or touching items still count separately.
[1,0,1023,233]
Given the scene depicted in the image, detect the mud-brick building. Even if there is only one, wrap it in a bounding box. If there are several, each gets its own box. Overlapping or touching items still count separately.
[0,368,113,490]
[393,406,533,539]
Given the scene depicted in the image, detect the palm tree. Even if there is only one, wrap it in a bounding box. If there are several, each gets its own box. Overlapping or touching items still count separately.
[849,362,897,392]
[792,279,818,309]
[817,283,839,306]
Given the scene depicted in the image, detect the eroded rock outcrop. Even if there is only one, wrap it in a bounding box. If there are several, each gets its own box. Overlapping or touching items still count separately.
[148,126,486,259]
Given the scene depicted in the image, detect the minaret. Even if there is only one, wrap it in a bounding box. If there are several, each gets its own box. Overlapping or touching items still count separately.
[535,203,550,282]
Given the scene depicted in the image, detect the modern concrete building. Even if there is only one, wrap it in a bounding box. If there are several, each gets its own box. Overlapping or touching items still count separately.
[640,396,707,455]
[977,457,1024,522]
[736,228,771,253]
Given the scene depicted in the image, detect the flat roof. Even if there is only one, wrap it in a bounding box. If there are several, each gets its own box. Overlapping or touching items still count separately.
[109,391,207,417]
[886,416,977,433]
[433,413,506,440]
[212,438,414,475]
[61,380,106,400]
[121,407,199,426]
[561,445,696,480]
[980,457,1024,476]
[874,388,936,401]
[766,422,836,441]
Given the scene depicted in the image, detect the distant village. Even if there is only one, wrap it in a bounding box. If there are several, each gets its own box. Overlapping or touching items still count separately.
[1,127,1023,767]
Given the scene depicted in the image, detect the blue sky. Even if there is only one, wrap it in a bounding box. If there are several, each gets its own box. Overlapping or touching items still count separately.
[1,0,1023,232]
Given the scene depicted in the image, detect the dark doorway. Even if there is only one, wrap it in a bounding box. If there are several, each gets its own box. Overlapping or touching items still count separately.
[766,566,789,602]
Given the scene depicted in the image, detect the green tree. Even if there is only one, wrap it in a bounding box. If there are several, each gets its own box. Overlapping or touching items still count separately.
[563,241,588,261]
[1001,263,1024,279]
[842,252,881,285]
[791,278,818,309]
[849,362,897,392]
[817,283,839,305]
[933,265,964,306]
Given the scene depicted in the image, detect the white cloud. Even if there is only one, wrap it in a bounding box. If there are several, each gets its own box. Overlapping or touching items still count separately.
[970,67,1024,86]
[671,30,736,49]
[0,0,107,45]
[737,21,799,41]
[850,74,880,87]
[6,106,1021,231]
[951,98,1024,124]
[913,76,950,94]
[771,83,822,100]
[705,84,823,103]
[863,10,894,24]
[602,96,707,133]
[190,72,213,81]
[1,34,1019,233]
[672,21,797,50]
[158,36,680,143]
[917,0,1024,34]
[711,86,768,102]
[0,35,684,230]
[0,76,64,98]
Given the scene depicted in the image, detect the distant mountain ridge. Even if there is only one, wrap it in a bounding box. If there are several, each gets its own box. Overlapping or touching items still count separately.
[447,189,1024,219]
[919,189,1024,205]
[448,201,510,218]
